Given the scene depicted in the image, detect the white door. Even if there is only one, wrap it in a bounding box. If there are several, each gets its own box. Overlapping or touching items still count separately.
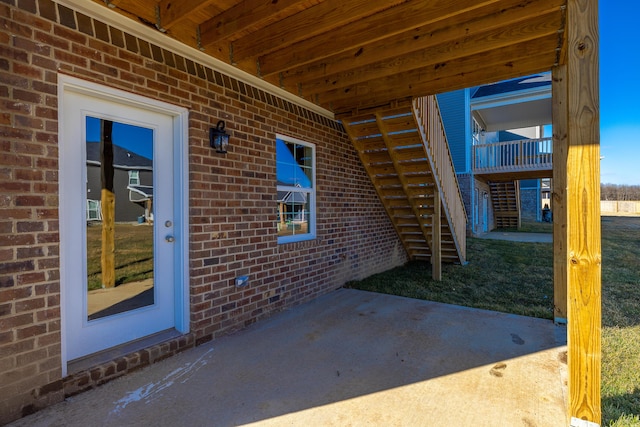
[59,76,188,366]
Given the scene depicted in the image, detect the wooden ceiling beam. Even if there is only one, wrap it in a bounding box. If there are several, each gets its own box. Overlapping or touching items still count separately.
[230,0,406,61]
[199,0,312,46]
[157,0,218,30]
[257,0,505,77]
[297,12,562,97]
[324,37,558,113]
[274,0,564,83]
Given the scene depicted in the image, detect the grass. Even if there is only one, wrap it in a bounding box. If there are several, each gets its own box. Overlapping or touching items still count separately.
[346,216,640,426]
[86,223,154,290]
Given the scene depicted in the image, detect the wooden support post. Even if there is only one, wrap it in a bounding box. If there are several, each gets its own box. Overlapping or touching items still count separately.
[552,64,568,324]
[432,192,442,281]
[100,120,116,289]
[565,0,601,424]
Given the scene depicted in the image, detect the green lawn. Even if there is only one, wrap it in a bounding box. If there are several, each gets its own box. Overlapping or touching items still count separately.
[86,223,154,290]
[346,216,640,426]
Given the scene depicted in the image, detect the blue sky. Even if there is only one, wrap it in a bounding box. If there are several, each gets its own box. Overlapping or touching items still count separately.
[86,116,153,160]
[600,1,638,185]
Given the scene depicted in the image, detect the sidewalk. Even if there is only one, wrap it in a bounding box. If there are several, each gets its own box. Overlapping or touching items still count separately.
[476,231,552,243]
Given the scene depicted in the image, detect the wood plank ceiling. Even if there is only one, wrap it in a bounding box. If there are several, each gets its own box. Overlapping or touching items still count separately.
[95,0,567,117]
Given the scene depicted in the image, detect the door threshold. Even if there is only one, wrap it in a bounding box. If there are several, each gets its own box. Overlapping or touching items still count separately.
[67,329,183,375]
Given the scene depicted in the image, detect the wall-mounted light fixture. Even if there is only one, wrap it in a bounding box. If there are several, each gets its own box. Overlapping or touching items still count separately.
[210,120,229,154]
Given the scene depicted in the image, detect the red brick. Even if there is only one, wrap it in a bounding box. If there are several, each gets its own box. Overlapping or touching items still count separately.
[32,54,57,71]
[35,331,59,348]
[16,222,44,233]
[14,298,46,314]
[53,49,87,67]
[13,36,51,56]
[14,168,43,181]
[0,260,34,275]
[16,247,44,259]
[12,62,43,80]
[0,99,32,114]
[0,313,34,330]
[53,25,87,45]
[15,195,44,207]
[12,88,42,104]
[0,303,12,318]
[0,364,38,387]
[35,307,59,322]
[16,324,47,340]
[15,115,44,130]
[2,181,31,192]
[2,206,31,221]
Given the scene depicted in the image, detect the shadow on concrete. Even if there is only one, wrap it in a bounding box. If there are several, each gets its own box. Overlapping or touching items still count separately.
[12,289,568,426]
[88,288,154,320]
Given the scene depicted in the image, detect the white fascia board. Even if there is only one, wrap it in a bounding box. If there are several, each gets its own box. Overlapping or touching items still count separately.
[52,0,335,120]
[471,86,552,111]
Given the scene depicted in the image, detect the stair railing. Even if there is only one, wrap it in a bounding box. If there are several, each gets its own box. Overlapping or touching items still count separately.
[413,96,467,263]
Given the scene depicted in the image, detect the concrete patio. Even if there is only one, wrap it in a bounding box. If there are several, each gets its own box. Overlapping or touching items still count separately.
[11,289,568,426]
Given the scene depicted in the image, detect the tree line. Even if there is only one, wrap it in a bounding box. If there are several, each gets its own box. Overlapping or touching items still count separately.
[601,183,640,201]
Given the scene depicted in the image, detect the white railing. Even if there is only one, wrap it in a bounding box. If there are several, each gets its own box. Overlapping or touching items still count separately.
[473,137,553,174]
[413,96,467,263]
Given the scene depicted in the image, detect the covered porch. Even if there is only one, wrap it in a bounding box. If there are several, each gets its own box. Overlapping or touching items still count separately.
[55,0,602,424]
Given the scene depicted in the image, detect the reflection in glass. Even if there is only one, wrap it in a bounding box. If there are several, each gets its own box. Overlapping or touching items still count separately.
[276,138,313,237]
[85,117,154,320]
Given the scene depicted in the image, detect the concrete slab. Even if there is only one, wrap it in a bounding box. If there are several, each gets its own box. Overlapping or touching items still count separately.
[10,289,568,426]
[87,278,154,318]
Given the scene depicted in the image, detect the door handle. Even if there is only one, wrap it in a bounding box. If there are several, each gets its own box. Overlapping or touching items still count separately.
[165,235,175,243]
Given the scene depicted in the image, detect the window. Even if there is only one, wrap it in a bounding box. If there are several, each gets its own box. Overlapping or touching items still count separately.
[128,170,140,186]
[276,135,315,243]
[86,199,101,221]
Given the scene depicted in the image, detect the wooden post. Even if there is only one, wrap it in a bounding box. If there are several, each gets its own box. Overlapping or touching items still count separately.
[565,0,601,424]
[552,64,568,324]
[100,120,116,288]
[432,191,442,281]
[279,202,286,228]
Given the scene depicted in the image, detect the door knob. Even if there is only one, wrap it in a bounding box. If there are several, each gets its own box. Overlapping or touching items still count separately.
[165,235,175,243]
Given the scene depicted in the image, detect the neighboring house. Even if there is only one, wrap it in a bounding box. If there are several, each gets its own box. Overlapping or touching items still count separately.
[437,74,553,234]
[86,140,153,223]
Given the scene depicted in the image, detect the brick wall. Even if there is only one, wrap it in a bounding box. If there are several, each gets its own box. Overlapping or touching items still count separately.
[0,0,407,422]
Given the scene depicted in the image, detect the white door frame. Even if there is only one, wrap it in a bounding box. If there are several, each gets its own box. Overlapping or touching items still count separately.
[58,75,189,375]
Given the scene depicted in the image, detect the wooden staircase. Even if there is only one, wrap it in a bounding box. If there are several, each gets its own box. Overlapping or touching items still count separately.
[341,97,466,269]
[489,180,521,229]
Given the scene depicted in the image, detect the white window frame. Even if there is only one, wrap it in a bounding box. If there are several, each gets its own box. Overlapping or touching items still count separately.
[128,169,140,185]
[276,134,316,244]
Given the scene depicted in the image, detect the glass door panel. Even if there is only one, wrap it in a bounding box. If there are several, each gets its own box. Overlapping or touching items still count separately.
[85,117,155,320]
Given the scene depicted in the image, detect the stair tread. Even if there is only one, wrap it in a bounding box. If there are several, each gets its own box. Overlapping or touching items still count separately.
[344,103,464,265]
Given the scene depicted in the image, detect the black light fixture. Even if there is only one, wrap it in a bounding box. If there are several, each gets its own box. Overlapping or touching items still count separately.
[210,120,229,154]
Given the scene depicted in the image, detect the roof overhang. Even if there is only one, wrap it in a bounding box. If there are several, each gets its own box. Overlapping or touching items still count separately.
[471,79,552,131]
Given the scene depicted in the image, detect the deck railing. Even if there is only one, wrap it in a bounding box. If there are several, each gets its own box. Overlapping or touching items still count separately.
[473,137,553,174]
[413,96,467,262]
